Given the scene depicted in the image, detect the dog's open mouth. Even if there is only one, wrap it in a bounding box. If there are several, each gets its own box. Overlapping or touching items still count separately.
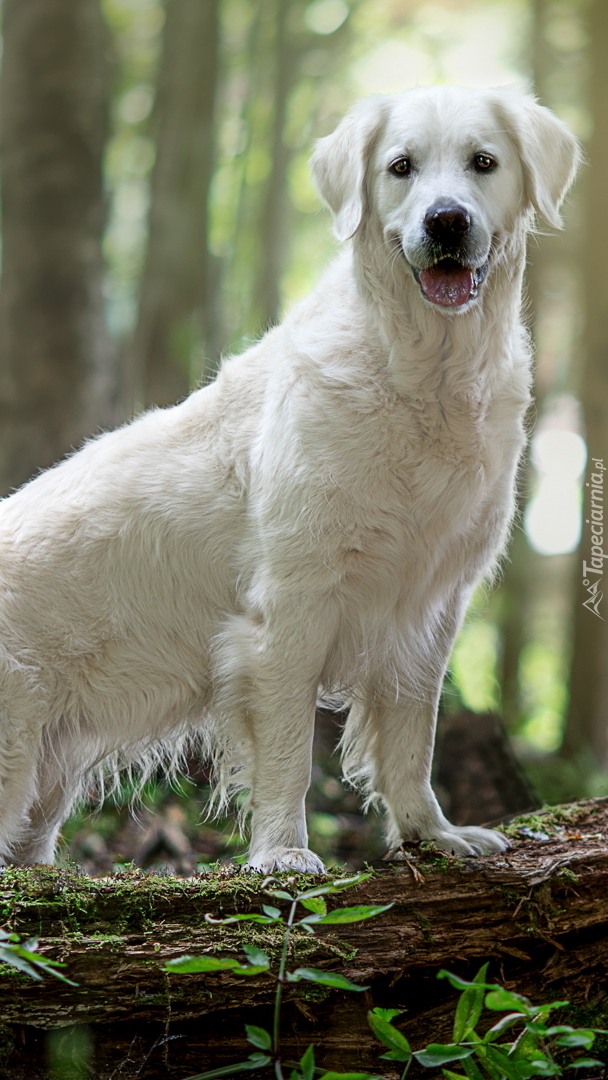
[412,258,488,308]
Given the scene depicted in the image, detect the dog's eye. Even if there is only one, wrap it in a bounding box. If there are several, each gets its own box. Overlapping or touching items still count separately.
[474,153,496,172]
[389,157,411,176]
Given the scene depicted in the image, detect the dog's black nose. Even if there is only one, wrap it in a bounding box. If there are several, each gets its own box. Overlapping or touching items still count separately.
[424,204,471,241]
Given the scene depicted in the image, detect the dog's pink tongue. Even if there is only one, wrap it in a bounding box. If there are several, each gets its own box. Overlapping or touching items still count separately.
[419,265,474,307]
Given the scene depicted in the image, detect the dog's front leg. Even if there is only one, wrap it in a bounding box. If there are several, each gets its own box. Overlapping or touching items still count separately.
[233,593,337,875]
[368,591,510,858]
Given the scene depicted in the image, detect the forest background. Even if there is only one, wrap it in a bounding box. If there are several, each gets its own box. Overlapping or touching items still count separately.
[0,0,606,873]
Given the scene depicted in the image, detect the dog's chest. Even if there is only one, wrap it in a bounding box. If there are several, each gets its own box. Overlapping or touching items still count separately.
[381,383,520,515]
[321,381,525,602]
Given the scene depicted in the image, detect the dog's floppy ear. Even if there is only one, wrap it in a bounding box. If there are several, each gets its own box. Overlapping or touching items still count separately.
[494,92,582,228]
[310,96,388,242]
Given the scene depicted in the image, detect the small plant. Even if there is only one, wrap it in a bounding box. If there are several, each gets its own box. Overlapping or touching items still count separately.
[165,882,607,1080]
[164,871,391,1080]
[368,964,607,1080]
[0,926,77,984]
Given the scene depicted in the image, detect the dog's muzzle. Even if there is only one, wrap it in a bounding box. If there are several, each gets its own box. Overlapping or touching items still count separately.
[409,202,489,308]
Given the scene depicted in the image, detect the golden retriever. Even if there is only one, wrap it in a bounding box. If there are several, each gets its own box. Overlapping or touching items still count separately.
[0,86,579,871]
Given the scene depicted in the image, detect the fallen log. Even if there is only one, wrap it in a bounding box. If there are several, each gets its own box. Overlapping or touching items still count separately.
[1,798,608,1078]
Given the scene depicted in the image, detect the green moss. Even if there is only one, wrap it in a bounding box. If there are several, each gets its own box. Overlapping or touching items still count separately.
[0,865,376,959]
[565,1001,608,1059]
[413,910,435,943]
[499,799,600,841]
[556,867,579,884]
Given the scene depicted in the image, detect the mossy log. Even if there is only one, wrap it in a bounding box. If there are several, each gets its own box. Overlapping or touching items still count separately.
[1,799,608,1079]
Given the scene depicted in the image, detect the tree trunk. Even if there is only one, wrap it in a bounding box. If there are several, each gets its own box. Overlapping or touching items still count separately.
[563,0,608,767]
[250,0,295,331]
[127,0,220,412]
[1,799,607,1078]
[0,0,115,497]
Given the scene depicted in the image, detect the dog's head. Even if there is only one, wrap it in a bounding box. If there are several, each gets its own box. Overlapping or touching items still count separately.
[311,86,581,312]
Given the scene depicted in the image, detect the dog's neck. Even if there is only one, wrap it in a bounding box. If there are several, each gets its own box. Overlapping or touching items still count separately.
[351,218,531,404]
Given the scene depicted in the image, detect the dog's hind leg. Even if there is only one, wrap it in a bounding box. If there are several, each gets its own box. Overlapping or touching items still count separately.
[9,785,76,865]
[0,655,50,863]
[9,711,108,865]
[0,724,46,864]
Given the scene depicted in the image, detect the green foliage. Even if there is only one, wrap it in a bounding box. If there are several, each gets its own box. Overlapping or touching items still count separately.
[164,881,606,1080]
[0,926,77,986]
[368,967,607,1080]
[165,872,390,1080]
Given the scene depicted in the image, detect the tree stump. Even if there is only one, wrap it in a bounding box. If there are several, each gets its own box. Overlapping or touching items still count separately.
[1,799,607,1079]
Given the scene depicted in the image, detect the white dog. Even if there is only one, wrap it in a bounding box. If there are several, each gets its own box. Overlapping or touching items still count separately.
[0,86,579,872]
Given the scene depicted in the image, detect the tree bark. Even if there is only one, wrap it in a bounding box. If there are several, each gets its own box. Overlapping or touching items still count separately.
[250,0,295,331]
[127,0,220,412]
[563,0,608,767]
[0,0,115,497]
[1,799,607,1077]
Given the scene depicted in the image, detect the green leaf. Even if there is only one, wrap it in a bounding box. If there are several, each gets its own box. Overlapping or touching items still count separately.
[485,989,531,1014]
[299,896,327,915]
[300,1045,315,1080]
[442,1072,468,1080]
[367,1010,411,1060]
[205,913,279,925]
[10,946,64,968]
[302,904,392,925]
[0,948,42,980]
[318,1073,382,1079]
[264,889,294,901]
[261,905,282,920]
[0,943,77,986]
[414,1045,475,1067]
[525,1059,562,1076]
[164,955,241,974]
[245,1025,271,1051]
[287,967,368,992]
[461,1058,485,1080]
[438,970,497,993]
[453,964,489,1042]
[484,1044,529,1080]
[483,1014,526,1042]
[295,874,371,902]
[182,1056,271,1079]
[565,1059,605,1069]
[371,1008,402,1022]
[242,944,270,968]
[555,1032,595,1049]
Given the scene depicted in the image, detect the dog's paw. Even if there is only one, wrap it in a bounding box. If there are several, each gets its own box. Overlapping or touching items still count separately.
[244,846,326,874]
[422,825,509,857]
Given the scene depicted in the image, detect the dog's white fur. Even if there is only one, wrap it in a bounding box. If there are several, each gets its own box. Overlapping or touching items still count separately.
[0,86,579,872]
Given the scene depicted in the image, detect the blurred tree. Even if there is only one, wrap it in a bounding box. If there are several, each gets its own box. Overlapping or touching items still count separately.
[251,0,303,330]
[0,0,115,496]
[222,0,354,344]
[128,0,220,410]
[563,0,608,769]
[496,0,550,732]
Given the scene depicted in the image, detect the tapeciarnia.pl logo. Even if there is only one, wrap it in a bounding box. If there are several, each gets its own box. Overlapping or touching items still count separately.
[582,457,605,620]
